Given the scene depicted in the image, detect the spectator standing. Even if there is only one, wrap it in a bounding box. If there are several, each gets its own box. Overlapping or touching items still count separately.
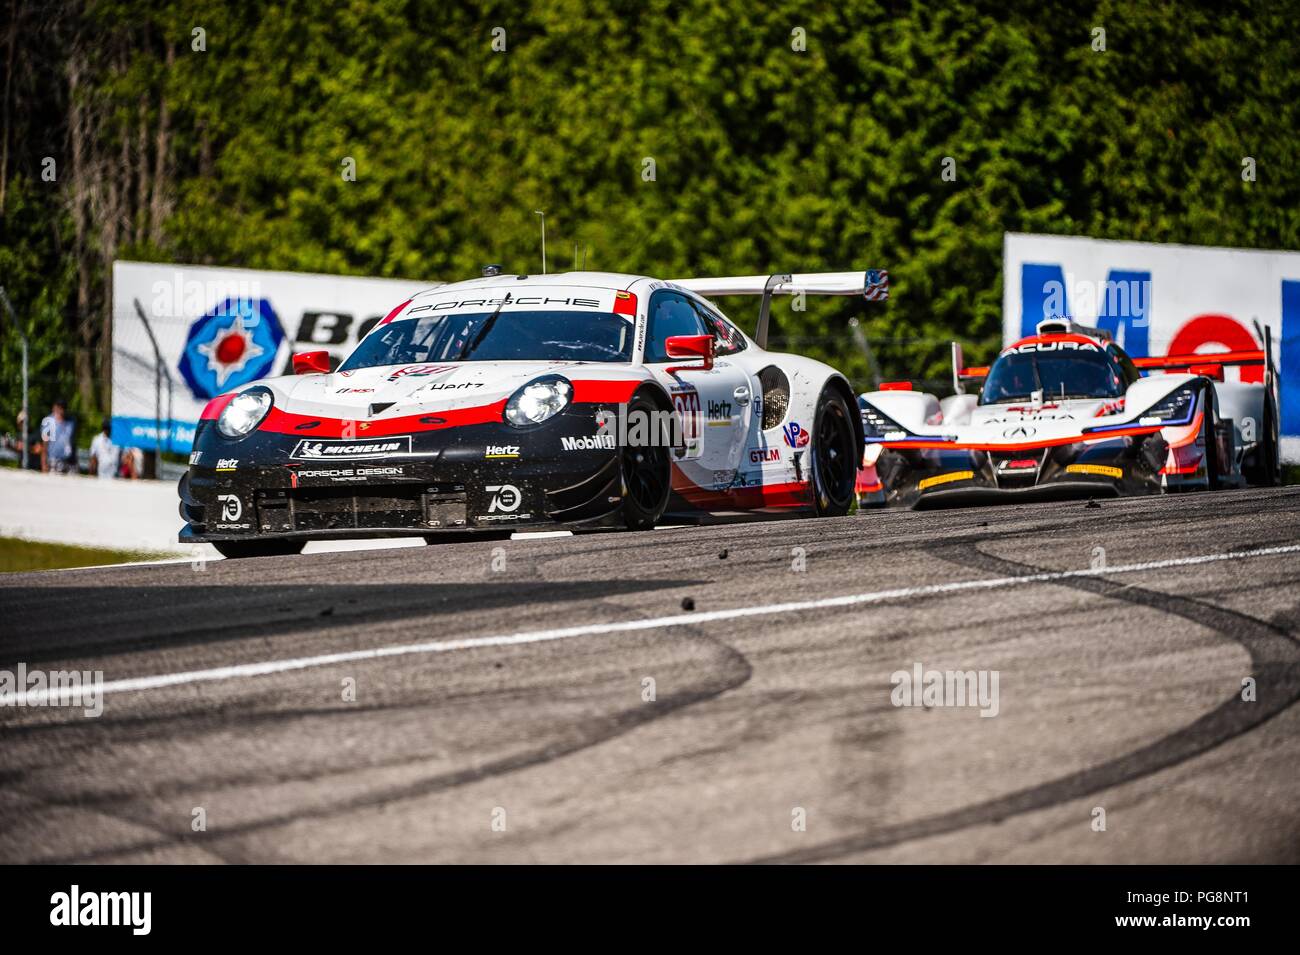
[3,410,43,469]
[40,399,77,474]
[120,446,143,479]
[89,419,119,479]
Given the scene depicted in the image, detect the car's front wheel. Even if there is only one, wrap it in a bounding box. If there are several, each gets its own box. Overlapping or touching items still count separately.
[811,385,858,516]
[213,539,306,559]
[620,393,672,530]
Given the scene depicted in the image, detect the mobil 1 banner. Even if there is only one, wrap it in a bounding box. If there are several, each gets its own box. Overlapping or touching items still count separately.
[110,261,439,454]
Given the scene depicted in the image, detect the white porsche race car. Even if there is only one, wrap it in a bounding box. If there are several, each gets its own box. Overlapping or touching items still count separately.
[856,318,1281,508]
[180,268,888,557]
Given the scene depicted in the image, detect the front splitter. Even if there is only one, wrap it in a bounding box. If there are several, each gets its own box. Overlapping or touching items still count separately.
[911,479,1130,509]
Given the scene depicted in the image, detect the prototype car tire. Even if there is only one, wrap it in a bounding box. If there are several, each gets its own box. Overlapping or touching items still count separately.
[620,393,672,531]
[1201,389,1220,492]
[1170,385,1219,493]
[811,385,857,517]
[1243,397,1282,487]
[213,539,306,559]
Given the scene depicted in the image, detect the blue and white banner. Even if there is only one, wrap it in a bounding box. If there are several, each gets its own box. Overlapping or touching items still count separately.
[1003,233,1300,462]
[111,262,439,454]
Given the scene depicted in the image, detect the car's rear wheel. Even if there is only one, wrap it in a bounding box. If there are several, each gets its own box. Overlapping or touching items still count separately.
[1200,390,1220,491]
[621,393,671,530]
[811,385,857,516]
[213,539,306,559]
[1243,398,1281,487]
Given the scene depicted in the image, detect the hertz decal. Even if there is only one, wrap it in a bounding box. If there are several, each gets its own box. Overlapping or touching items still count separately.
[918,470,974,491]
[1066,463,1123,479]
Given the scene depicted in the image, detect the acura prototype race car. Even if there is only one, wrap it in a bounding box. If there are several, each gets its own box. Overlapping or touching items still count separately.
[180,268,888,557]
[856,318,1281,508]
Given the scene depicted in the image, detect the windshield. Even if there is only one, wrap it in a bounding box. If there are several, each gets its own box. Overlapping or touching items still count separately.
[339,310,635,371]
[981,350,1124,404]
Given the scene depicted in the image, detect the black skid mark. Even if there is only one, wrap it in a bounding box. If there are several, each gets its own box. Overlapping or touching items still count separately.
[0,577,708,666]
[748,539,1300,863]
[18,631,753,864]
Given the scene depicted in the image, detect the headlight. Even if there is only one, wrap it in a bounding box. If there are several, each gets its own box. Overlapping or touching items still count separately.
[859,399,908,439]
[505,376,573,427]
[217,388,273,438]
[1137,385,1197,426]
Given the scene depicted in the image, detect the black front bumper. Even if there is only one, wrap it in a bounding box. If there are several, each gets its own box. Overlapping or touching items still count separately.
[179,409,626,543]
[875,433,1167,509]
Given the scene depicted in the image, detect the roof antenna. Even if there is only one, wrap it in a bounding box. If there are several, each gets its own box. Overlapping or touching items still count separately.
[574,243,579,272]
[533,210,546,274]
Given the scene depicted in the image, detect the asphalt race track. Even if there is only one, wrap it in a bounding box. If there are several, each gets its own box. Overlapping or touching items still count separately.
[2,487,1299,864]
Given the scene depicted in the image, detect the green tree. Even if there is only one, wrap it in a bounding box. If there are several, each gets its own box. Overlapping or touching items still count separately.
[3,0,1299,424]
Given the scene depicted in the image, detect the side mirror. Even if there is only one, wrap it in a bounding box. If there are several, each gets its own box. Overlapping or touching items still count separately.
[665,334,715,374]
[293,351,331,375]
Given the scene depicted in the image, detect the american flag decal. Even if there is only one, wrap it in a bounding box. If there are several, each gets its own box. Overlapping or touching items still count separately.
[864,269,890,301]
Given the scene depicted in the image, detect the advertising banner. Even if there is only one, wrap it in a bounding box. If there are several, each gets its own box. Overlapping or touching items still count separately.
[111,261,438,454]
[1003,233,1300,461]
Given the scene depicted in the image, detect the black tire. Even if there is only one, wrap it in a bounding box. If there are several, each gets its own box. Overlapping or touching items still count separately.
[1201,389,1219,492]
[425,530,510,545]
[1243,399,1281,487]
[620,393,672,530]
[213,539,306,559]
[811,385,858,516]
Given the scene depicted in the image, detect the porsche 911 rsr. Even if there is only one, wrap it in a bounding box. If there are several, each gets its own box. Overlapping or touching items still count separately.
[180,268,887,557]
[856,318,1280,509]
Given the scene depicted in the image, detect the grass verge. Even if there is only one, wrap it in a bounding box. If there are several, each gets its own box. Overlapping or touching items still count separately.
[0,537,169,573]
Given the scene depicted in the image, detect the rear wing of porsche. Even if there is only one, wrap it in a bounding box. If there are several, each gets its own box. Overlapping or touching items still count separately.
[673,269,889,348]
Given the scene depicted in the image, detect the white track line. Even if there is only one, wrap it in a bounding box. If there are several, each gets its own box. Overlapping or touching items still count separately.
[6,543,1300,707]
[46,556,205,572]
[34,537,438,573]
